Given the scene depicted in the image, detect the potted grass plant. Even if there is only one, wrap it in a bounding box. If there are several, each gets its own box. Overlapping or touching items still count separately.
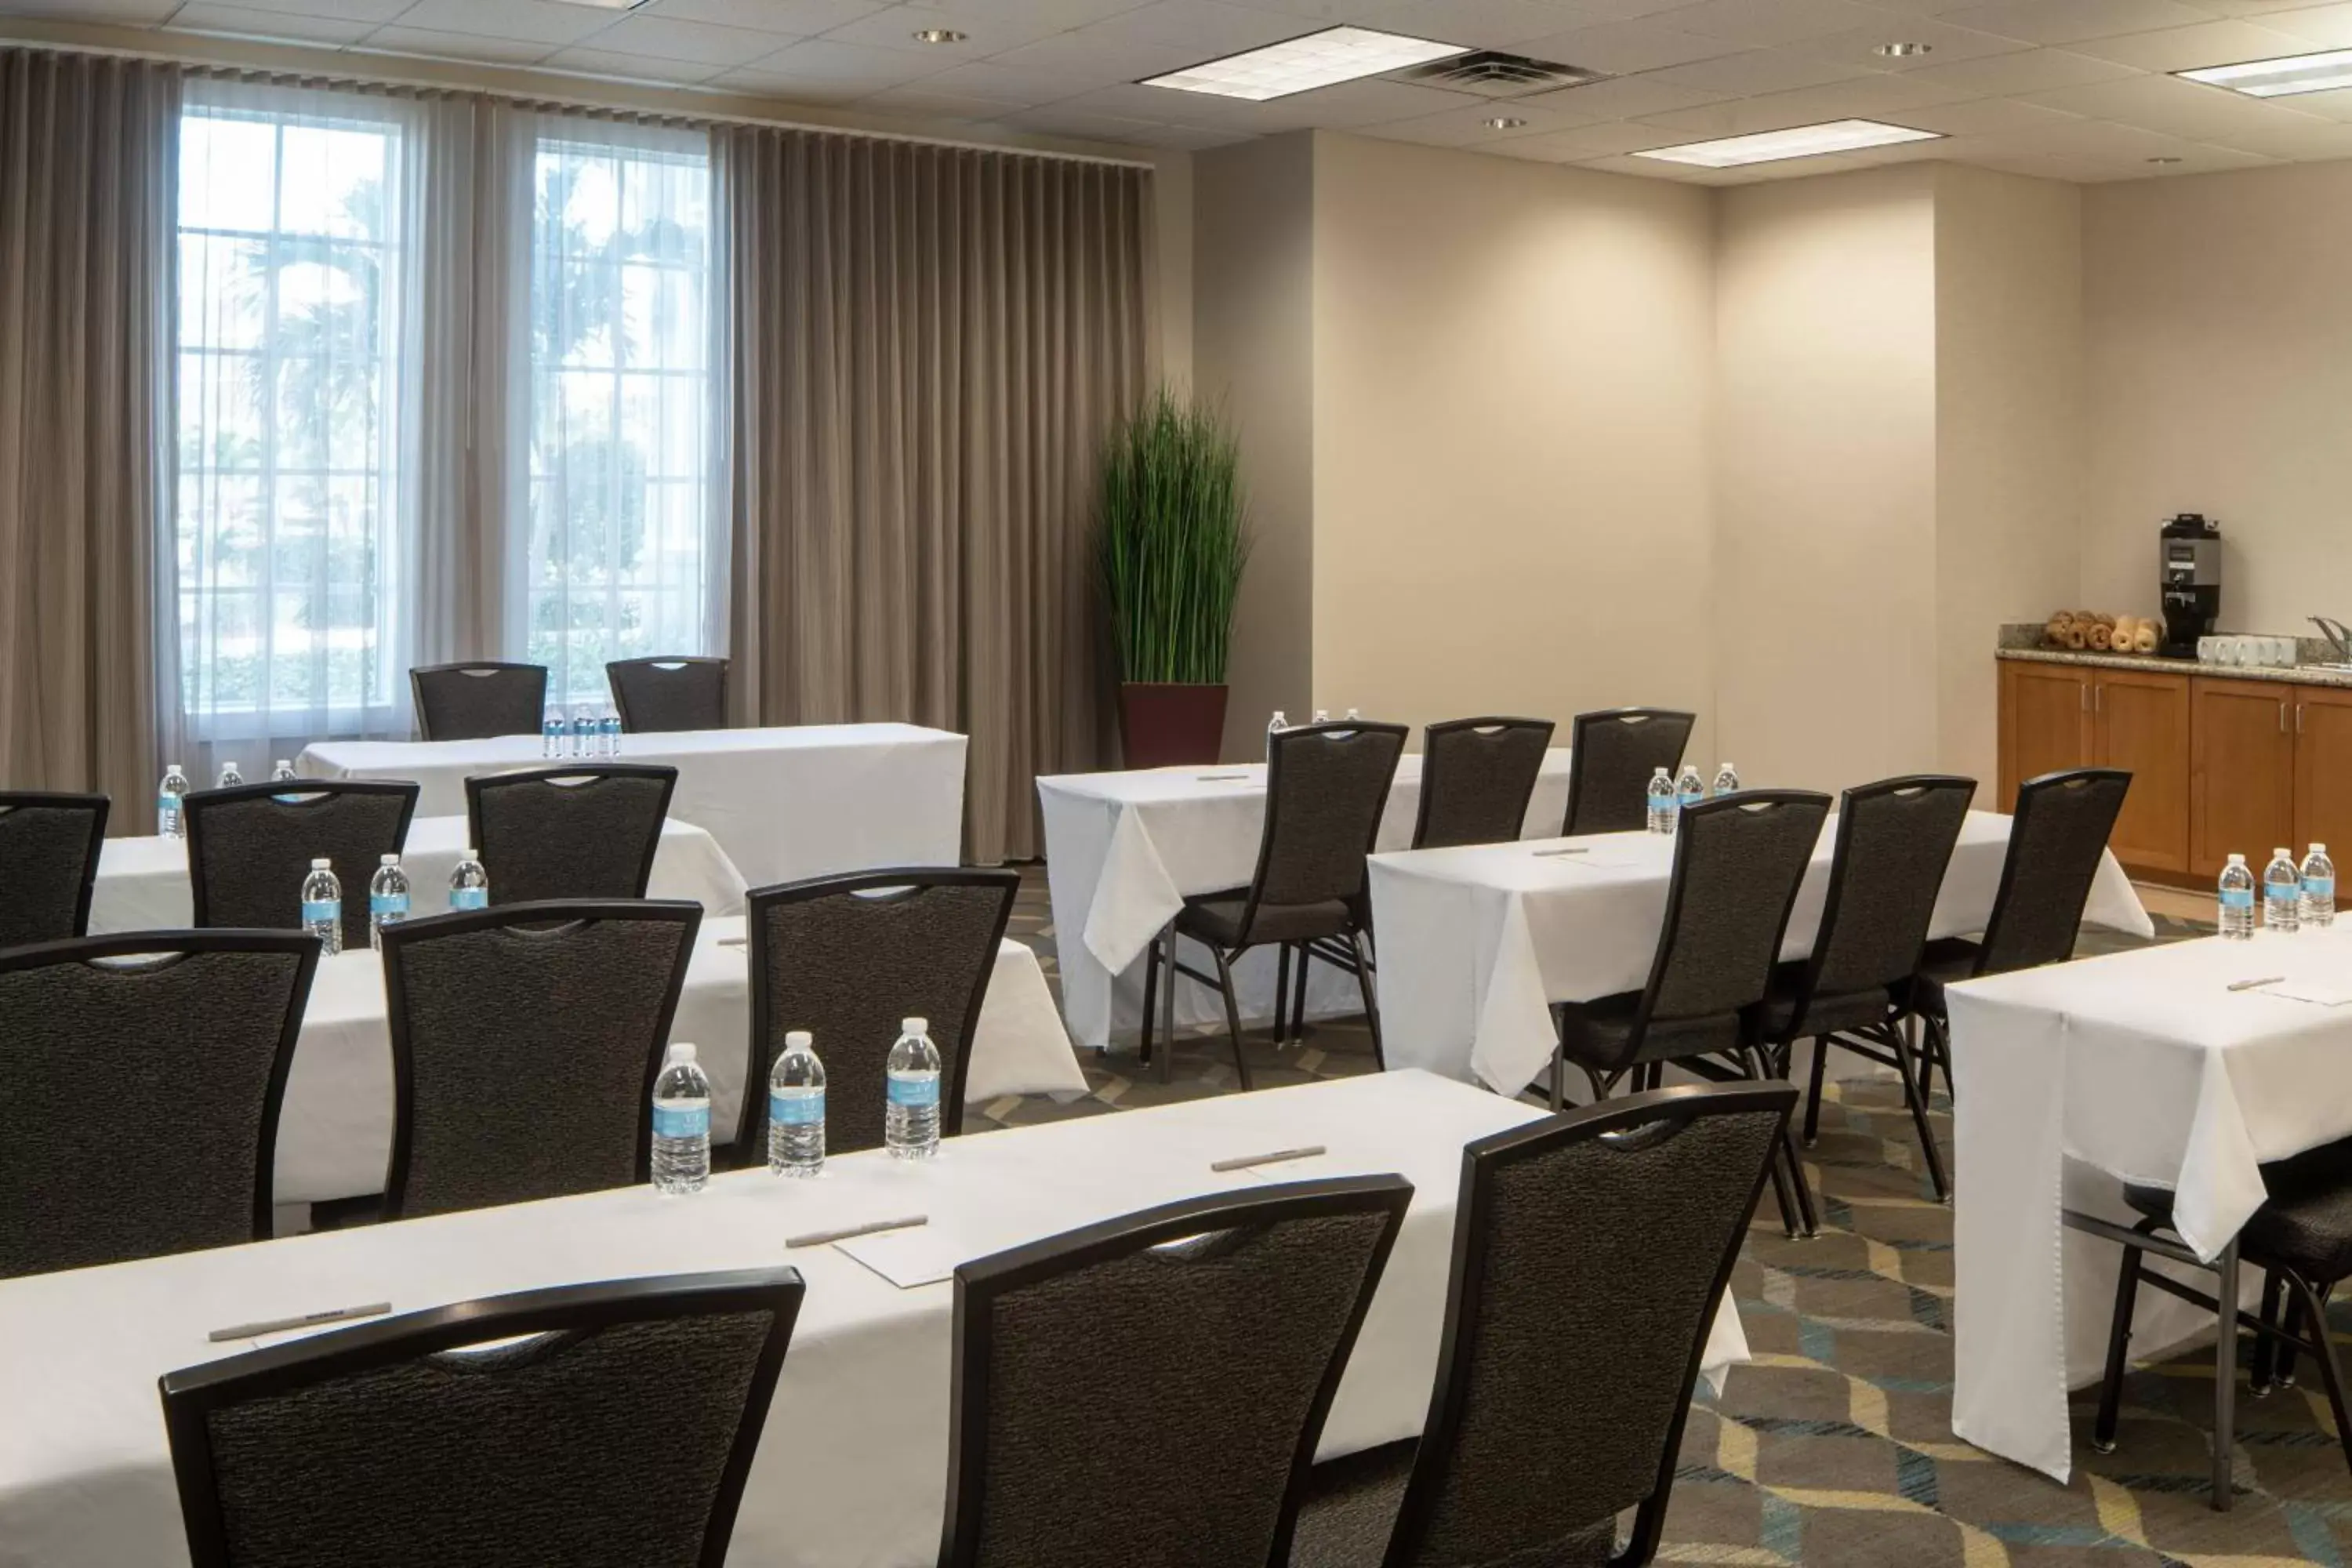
[1097,388,1250,768]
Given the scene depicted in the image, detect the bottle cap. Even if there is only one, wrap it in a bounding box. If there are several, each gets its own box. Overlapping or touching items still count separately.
[380,853,398,865]
[463,846,478,859]
[903,1017,928,1034]
[274,759,290,768]
[2276,848,2293,860]
[2314,844,2328,854]
[2227,852,2246,864]
[666,1042,698,1064]
[166,761,181,771]
[310,857,332,869]
[786,1029,813,1048]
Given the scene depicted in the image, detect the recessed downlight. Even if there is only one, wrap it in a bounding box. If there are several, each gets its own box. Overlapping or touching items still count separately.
[1875,42,1931,58]
[2147,155,2183,164]
[913,27,966,42]
[1141,26,1469,101]
[2179,47,2352,96]
[1484,114,1527,129]
[1633,118,1941,169]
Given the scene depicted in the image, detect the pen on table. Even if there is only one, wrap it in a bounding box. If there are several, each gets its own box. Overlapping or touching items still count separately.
[2227,975,2285,993]
[718,935,746,947]
[1196,772,1248,782]
[209,1301,391,1343]
[1532,846,1589,858]
[1211,1145,1327,1173]
[786,1214,928,1250]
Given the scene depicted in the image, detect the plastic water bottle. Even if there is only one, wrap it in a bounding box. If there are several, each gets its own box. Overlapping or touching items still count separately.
[1312,708,1330,724]
[1712,762,1740,796]
[543,710,565,759]
[569,709,594,759]
[2218,852,2256,941]
[158,762,189,837]
[652,1042,711,1194]
[1646,767,1676,835]
[2264,847,2302,934]
[301,858,343,955]
[2302,844,2335,927]
[601,710,622,757]
[885,1016,942,1160]
[768,1029,826,1177]
[368,854,410,949]
[1266,710,1287,760]
[1675,764,1705,816]
[1345,708,1361,721]
[216,760,244,789]
[270,759,298,783]
[448,847,489,911]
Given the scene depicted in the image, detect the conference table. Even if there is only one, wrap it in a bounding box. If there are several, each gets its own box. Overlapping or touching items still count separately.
[1366,810,2154,1098]
[0,1071,1744,1567]
[1947,925,2352,1490]
[299,723,967,889]
[89,815,750,931]
[277,916,1086,1206]
[1036,750,1575,1049]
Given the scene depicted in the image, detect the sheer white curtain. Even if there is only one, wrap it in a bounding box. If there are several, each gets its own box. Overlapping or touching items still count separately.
[506,114,724,712]
[174,80,432,774]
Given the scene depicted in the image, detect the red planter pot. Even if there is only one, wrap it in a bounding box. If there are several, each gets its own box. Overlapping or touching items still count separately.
[1117,682,1229,769]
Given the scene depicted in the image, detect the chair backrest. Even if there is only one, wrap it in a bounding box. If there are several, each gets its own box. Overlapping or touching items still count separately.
[184,781,420,951]
[465,765,679,906]
[0,931,318,1279]
[1238,722,1408,935]
[608,656,728,734]
[1413,718,1554,851]
[1630,790,1832,1059]
[1789,775,1977,1032]
[1378,1085,1795,1568]
[409,662,547,742]
[1563,709,1696,837]
[743,868,1018,1156]
[939,1176,1413,1568]
[1975,767,2132,978]
[0,790,108,948]
[160,1268,803,1568]
[379,899,701,1218]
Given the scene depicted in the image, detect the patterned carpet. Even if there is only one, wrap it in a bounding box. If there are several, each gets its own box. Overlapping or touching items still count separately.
[988,872,2352,1566]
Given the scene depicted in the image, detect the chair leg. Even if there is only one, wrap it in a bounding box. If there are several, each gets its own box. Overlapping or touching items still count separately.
[1802,1029,1832,1146]
[2211,1240,2241,1511]
[2252,1270,2286,1396]
[2282,1272,2352,1483]
[1762,1051,1819,1239]
[2278,1290,2307,1389]
[1274,943,1292,1047]
[2093,1236,2146,1452]
[1548,1049,1565,1112]
[1349,930,1385,1071]
[1888,1018,1951,1202]
[1292,941,1312,1046]
[1159,930,1178,1086]
[1140,928,1161,1068]
[1212,947,1254,1093]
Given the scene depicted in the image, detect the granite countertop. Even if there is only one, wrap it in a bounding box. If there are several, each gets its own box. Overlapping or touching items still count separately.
[1996,646,2352,690]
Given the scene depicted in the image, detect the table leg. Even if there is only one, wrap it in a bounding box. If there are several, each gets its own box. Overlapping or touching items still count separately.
[2212,1239,2240,1512]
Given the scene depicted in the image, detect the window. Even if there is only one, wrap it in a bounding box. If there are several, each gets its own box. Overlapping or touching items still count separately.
[522,125,718,710]
[176,87,412,742]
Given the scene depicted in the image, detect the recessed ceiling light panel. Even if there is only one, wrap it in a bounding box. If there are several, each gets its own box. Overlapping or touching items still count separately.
[2179,48,2352,97]
[1141,26,1469,102]
[1875,41,1931,57]
[1634,118,1941,169]
[913,27,965,42]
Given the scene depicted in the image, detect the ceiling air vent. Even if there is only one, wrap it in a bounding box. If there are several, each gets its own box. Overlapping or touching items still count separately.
[1396,51,1609,97]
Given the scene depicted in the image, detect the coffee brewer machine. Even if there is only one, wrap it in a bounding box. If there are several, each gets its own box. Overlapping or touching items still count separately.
[2159,514,2220,658]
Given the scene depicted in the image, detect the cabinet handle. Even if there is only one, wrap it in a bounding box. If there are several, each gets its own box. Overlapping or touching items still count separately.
[2281,701,2289,733]
[2094,684,2103,713]
[2299,702,2307,735]
[2081,684,2091,713]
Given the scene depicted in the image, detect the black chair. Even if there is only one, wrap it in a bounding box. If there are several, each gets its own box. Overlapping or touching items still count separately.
[938,1175,1413,1568]
[608,655,729,733]
[464,764,679,905]
[1760,775,1976,1214]
[160,1267,804,1568]
[1550,789,1829,1236]
[378,899,701,1218]
[742,868,1018,1160]
[1411,717,1554,851]
[183,780,419,953]
[1287,1084,1797,1568]
[0,931,318,1278]
[1562,709,1696,837]
[1145,721,1406,1090]
[0,790,108,948]
[1905,767,2131,1103]
[410,661,547,742]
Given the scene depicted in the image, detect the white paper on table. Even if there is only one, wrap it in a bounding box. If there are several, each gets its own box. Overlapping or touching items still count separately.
[836,1228,965,1290]
[2262,978,2352,1007]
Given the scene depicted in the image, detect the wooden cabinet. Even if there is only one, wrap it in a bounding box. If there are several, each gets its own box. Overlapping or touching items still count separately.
[2190,677,2296,879]
[1998,661,2091,804]
[2295,686,2352,857]
[2095,668,2190,873]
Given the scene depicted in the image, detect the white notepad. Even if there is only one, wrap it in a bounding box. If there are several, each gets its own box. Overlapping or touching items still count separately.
[836,1227,967,1289]
[2263,978,2352,1007]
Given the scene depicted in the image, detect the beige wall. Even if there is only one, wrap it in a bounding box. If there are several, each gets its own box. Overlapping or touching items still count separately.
[1307,132,1718,759]
[1934,165,2083,789]
[1713,166,1941,793]
[2082,161,2352,641]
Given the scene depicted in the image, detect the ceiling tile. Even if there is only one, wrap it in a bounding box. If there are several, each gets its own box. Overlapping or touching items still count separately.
[982,24,1212,85]
[0,0,180,22]
[1640,43,1875,92]
[2282,82,2352,114]
[1936,0,2218,45]
[990,102,1180,135]
[1630,66,1961,130]
[1781,16,2033,69]
[175,0,416,23]
[1243,75,1484,124]
[539,42,735,77]
[2022,67,2333,140]
[1094,118,1255,143]
[1903,42,2140,91]
[2254,1,2352,42]
[1650,0,1891,45]
[358,24,558,59]
[818,2,1052,53]
[1511,68,1736,113]
[579,11,790,61]
[1054,0,1308,53]
[641,0,881,32]
[389,0,616,46]
[2066,18,2315,67]
[167,2,379,41]
[1893,93,2085,130]
[909,57,1103,100]
[1477,114,1685,152]
[1505,17,1739,71]
[1853,0,1998,13]
[1356,94,1600,141]
[708,34,945,89]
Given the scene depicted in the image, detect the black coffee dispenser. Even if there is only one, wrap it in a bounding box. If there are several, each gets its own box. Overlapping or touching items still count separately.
[2159,514,2220,658]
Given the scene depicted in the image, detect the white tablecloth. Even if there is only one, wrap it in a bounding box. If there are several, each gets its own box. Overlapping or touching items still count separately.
[1367,810,2154,1098]
[89,815,750,933]
[1947,927,2352,1483]
[1037,750,1574,1049]
[298,724,967,889]
[0,1070,1745,1568]
[278,920,1083,1204]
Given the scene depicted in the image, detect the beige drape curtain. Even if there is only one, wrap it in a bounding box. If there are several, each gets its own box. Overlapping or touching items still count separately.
[0,49,180,827]
[719,128,1148,863]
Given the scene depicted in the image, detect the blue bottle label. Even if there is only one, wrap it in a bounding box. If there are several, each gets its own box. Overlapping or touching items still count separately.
[303,899,339,925]
[2307,877,2334,898]
[652,1104,709,1140]
[2220,887,2254,910]
[157,792,176,814]
[449,887,488,911]
[887,1074,940,1109]
[771,1089,824,1126]
[1678,791,1702,808]
[370,893,408,918]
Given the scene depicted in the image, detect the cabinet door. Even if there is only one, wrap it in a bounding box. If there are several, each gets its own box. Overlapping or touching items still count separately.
[2000,662,2091,805]
[2190,677,2297,879]
[2294,685,2352,856]
[2094,669,2190,873]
